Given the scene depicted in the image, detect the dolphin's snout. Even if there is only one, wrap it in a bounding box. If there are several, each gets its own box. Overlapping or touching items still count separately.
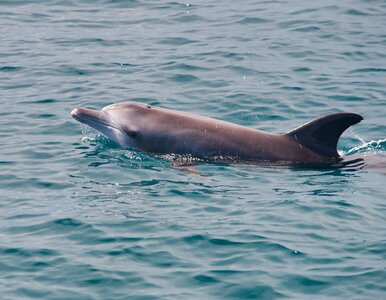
[71,105,128,147]
[70,106,119,129]
[71,108,80,118]
[71,107,92,123]
[71,107,100,121]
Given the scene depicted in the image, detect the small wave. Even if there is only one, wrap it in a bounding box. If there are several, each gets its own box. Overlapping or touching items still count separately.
[235,17,270,25]
[159,153,205,165]
[350,68,386,73]
[0,66,23,72]
[159,37,196,46]
[170,73,199,83]
[346,139,386,155]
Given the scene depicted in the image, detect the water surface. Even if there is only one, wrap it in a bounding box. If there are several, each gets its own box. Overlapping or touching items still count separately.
[1,1,385,299]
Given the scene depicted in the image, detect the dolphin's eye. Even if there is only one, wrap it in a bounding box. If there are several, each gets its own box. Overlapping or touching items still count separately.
[126,130,138,139]
[147,105,151,109]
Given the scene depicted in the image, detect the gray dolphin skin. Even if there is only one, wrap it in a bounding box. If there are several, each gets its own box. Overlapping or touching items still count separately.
[71,102,363,163]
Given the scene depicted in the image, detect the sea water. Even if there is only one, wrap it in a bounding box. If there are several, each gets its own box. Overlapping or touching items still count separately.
[0,1,385,299]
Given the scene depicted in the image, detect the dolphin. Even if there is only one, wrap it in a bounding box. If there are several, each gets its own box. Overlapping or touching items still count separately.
[71,102,363,163]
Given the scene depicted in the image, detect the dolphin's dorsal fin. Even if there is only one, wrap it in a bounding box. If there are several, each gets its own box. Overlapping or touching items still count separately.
[285,112,363,158]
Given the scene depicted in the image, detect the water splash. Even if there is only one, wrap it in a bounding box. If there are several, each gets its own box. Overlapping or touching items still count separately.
[346,138,386,155]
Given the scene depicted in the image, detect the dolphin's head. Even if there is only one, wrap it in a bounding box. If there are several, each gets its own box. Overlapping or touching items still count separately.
[71,102,152,148]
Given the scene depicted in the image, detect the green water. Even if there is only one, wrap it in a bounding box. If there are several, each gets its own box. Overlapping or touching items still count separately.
[1,1,385,299]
